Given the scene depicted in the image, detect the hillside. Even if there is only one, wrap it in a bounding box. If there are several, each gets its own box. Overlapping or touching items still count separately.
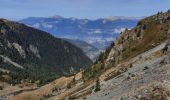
[76,10,170,99]
[19,16,139,51]
[82,10,170,80]
[0,19,92,86]
[9,10,170,100]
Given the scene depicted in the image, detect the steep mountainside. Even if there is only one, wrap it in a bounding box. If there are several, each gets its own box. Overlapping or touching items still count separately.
[19,16,139,50]
[0,19,92,85]
[11,10,170,100]
[78,10,170,100]
[83,10,170,79]
[64,39,101,61]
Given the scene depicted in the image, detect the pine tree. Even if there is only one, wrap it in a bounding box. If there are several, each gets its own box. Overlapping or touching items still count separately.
[95,78,100,92]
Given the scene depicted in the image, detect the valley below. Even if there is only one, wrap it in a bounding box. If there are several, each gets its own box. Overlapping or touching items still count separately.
[1,7,170,100]
[7,39,170,100]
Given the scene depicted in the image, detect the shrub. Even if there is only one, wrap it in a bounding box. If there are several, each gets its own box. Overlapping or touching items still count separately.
[0,49,4,54]
[129,63,133,68]
[43,94,53,98]
[52,86,58,92]
[68,96,76,100]
[67,82,72,89]
[167,16,170,20]
[162,45,168,54]
[142,24,147,30]
[0,85,3,90]
[143,66,149,70]
[0,57,3,62]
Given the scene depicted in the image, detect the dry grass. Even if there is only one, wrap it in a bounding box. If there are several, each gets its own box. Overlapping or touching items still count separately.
[10,76,74,100]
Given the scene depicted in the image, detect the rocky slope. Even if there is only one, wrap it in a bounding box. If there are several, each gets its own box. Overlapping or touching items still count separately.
[0,19,92,86]
[86,41,170,100]
[83,10,170,100]
[80,10,170,100]
[10,40,170,100]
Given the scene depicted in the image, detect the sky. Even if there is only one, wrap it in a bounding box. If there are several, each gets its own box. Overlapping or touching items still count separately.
[0,0,170,20]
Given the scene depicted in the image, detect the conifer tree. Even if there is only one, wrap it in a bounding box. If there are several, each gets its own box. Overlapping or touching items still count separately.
[95,78,100,92]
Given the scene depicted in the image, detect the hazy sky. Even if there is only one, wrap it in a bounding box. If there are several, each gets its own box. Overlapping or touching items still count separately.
[0,0,170,20]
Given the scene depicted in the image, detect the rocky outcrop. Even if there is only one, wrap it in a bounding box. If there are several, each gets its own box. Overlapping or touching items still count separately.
[29,44,40,58]
[12,43,26,58]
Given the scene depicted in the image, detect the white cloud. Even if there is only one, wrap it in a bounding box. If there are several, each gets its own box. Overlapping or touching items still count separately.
[32,23,40,28]
[42,23,53,28]
[114,28,126,33]
[85,37,115,44]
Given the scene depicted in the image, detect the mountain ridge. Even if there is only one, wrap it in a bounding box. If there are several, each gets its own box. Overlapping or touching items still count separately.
[19,16,138,50]
[0,18,92,85]
[19,16,138,60]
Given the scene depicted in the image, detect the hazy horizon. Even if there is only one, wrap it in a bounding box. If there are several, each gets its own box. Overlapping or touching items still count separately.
[0,0,170,20]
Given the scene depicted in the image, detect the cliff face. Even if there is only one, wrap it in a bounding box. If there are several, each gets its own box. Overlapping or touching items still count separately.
[105,10,170,68]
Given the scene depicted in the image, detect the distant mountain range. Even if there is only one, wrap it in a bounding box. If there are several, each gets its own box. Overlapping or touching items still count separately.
[0,19,92,85]
[19,16,139,51]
